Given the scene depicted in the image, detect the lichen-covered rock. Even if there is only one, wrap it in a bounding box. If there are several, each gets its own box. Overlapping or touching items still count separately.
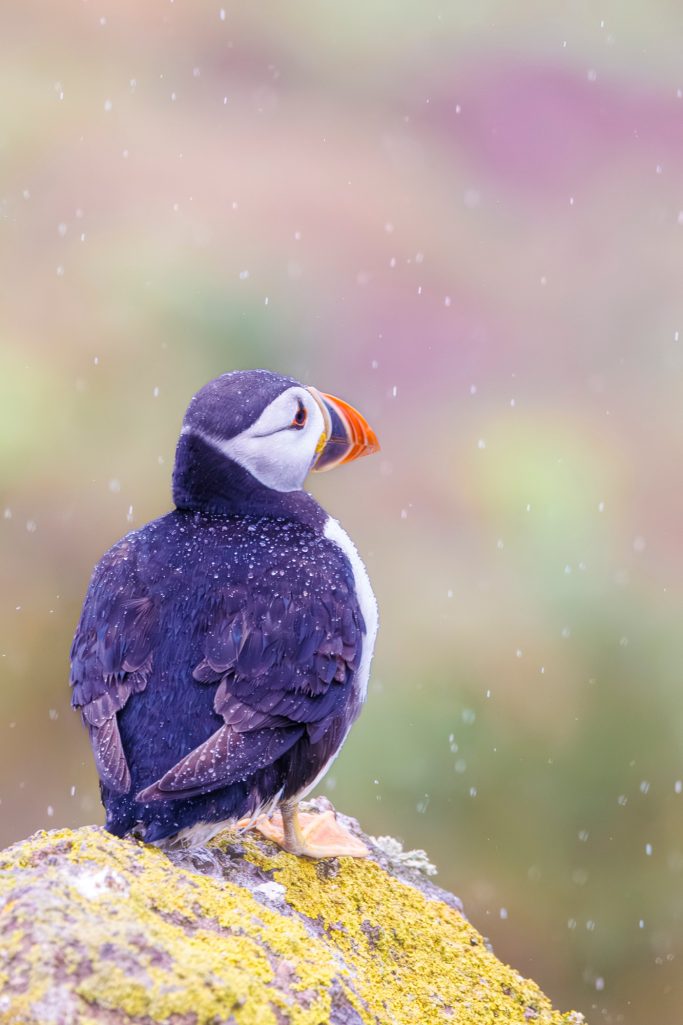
[0,800,585,1025]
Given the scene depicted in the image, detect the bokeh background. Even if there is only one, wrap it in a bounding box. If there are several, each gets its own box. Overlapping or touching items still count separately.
[2,3,683,1021]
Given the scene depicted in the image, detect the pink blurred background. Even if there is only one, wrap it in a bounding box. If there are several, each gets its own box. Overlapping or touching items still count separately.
[2,4,683,1022]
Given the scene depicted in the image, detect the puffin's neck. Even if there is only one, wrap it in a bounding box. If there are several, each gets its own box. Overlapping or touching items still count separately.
[171,432,327,531]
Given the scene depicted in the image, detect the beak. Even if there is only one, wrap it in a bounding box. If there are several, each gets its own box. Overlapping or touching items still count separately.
[307,387,380,473]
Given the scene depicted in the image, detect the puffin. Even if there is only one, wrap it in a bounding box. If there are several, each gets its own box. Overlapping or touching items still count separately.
[70,370,379,858]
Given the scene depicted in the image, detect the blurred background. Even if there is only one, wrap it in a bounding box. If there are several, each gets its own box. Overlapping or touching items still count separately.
[2,2,683,1021]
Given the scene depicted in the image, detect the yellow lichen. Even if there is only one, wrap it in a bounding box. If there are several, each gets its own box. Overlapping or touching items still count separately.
[0,827,337,1024]
[0,826,584,1025]
[241,840,582,1025]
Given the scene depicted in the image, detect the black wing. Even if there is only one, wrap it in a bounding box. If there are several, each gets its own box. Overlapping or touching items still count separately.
[136,580,364,802]
[70,540,157,794]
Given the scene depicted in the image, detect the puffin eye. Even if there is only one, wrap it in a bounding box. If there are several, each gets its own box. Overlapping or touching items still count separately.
[290,402,308,430]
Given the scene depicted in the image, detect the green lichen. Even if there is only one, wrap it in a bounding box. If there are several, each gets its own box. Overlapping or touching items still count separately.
[368,833,438,876]
[0,826,585,1025]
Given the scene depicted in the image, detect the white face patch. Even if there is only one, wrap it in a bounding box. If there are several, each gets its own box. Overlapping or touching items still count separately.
[184,386,326,492]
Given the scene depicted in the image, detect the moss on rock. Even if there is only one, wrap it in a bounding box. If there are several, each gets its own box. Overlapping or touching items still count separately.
[0,806,585,1025]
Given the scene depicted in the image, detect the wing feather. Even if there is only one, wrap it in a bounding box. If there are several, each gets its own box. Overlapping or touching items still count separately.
[137,722,304,800]
[139,571,364,803]
[73,529,366,806]
[89,717,131,793]
[70,543,157,795]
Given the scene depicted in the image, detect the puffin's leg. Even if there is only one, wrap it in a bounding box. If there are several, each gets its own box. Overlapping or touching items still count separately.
[250,802,370,858]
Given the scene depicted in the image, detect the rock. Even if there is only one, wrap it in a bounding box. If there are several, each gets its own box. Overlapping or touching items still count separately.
[0,799,585,1025]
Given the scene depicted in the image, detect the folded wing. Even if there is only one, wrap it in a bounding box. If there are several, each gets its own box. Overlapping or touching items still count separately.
[137,581,364,803]
[70,543,157,794]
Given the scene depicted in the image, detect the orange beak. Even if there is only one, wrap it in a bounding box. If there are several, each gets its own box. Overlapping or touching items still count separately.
[307,388,380,473]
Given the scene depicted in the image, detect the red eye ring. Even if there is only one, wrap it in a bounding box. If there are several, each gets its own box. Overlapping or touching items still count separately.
[291,403,307,429]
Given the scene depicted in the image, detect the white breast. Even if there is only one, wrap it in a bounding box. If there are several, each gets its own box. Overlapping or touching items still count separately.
[324,515,378,704]
[290,515,378,803]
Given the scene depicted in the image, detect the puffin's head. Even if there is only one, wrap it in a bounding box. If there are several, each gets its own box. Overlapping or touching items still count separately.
[173,369,379,509]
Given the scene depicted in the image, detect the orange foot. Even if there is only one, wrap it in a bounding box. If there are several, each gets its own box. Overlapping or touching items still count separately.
[246,804,369,859]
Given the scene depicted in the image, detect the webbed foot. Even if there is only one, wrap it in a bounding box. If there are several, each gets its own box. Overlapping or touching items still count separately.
[249,803,369,859]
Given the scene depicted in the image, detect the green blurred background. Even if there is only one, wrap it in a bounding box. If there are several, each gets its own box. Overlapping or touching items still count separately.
[2,3,683,1022]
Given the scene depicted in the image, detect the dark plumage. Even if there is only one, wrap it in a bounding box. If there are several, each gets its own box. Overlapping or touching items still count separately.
[70,370,379,852]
